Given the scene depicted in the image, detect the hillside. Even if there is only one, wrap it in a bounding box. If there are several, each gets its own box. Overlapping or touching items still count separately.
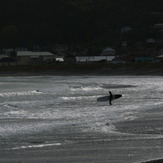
[0,0,163,48]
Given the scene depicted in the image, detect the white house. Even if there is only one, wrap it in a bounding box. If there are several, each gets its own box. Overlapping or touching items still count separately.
[76,56,115,62]
[55,57,64,62]
[102,47,116,55]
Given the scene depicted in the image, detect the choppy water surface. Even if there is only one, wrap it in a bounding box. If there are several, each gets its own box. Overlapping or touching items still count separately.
[0,76,163,163]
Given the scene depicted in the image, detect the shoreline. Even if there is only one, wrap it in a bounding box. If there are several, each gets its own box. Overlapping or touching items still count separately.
[0,63,163,77]
[0,69,163,77]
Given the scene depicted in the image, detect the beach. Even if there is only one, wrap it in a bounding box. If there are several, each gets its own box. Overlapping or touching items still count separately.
[0,62,163,77]
[0,75,162,163]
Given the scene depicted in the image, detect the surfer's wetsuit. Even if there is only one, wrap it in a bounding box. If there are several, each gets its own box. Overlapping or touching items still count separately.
[109,91,113,105]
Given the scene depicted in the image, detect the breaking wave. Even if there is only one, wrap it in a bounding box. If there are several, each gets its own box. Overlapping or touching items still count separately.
[0,90,42,97]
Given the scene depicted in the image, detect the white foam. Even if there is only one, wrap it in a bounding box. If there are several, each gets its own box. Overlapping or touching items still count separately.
[124,116,137,120]
[0,90,42,97]
[13,142,61,150]
[70,86,102,91]
[122,112,138,121]
[3,110,28,117]
[83,121,118,134]
[61,95,97,101]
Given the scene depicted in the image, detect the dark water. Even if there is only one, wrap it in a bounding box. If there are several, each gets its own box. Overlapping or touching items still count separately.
[0,76,162,163]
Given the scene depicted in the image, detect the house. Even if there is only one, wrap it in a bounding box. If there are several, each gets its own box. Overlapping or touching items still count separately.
[53,44,68,56]
[17,51,54,65]
[102,47,116,56]
[16,47,28,51]
[153,23,163,33]
[0,55,16,66]
[2,49,15,57]
[156,54,163,62]
[146,38,155,43]
[2,48,13,54]
[76,56,115,62]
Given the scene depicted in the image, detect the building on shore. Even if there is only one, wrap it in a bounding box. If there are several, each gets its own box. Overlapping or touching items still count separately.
[76,56,115,62]
[17,51,55,65]
[0,55,16,66]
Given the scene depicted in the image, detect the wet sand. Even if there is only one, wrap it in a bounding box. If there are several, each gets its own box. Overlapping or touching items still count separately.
[114,107,163,163]
[115,108,163,135]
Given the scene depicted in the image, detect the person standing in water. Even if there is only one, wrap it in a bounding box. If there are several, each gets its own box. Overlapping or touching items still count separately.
[109,91,113,105]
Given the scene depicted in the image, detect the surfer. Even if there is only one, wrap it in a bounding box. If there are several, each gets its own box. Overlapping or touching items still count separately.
[109,91,113,105]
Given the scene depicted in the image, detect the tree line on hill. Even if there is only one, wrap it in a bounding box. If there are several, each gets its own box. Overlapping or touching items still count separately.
[0,0,163,50]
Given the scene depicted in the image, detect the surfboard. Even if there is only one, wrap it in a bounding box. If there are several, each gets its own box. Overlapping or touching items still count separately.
[97,94,122,102]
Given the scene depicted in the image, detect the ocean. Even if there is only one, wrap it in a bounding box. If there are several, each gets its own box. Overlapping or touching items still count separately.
[0,76,162,163]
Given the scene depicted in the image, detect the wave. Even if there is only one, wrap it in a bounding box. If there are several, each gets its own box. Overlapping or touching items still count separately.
[0,90,42,97]
[70,84,136,92]
[61,95,97,101]
[12,142,61,150]
[122,112,138,121]
[1,103,18,108]
[70,85,102,91]
[101,84,137,89]
[2,110,28,118]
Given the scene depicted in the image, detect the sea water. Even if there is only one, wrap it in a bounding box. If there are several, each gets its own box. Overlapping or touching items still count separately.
[0,76,162,163]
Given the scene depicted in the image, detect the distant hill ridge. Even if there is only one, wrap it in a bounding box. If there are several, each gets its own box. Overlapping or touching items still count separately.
[0,0,163,47]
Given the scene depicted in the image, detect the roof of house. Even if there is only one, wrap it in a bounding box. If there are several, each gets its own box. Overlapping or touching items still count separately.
[103,47,115,51]
[0,55,9,59]
[153,23,163,28]
[156,54,163,58]
[17,51,54,57]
